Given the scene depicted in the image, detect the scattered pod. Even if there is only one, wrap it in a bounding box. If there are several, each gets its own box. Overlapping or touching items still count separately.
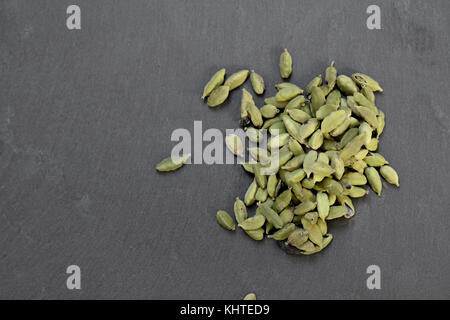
[225,134,244,156]
[156,154,191,172]
[352,73,383,92]
[380,165,399,187]
[234,197,248,224]
[207,85,230,107]
[224,69,249,90]
[243,293,257,300]
[202,68,226,99]
[280,48,293,78]
[250,70,265,94]
[365,167,382,196]
[217,210,235,231]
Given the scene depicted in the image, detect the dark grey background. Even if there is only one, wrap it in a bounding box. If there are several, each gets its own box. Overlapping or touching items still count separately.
[1,0,449,299]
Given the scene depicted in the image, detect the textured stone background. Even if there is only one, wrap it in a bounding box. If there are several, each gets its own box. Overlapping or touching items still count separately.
[1,0,449,299]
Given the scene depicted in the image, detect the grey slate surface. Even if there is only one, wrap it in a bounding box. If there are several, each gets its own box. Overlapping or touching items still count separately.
[1,0,449,299]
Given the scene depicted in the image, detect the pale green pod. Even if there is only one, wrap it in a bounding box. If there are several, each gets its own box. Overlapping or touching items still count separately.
[276,86,302,102]
[244,179,258,206]
[322,139,340,151]
[255,187,268,202]
[285,95,306,110]
[308,129,324,150]
[359,121,373,146]
[280,48,293,78]
[284,169,306,186]
[330,116,351,137]
[242,163,254,174]
[364,153,389,167]
[281,114,303,142]
[265,222,273,234]
[216,210,235,231]
[365,167,382,196]
[294,201,317,215]
[292,184,316,203]
[344,186,368,198]
[260,104,279,118]
[207,85,230,107]
[326,206,347,220]
[355,105,378,128]
[301,217,323,246]
[268,223,296,240]
[280,207,294,224]
[247,103,263,127]
[340,127,359,148]
[202,68,226,99]
[351,73,383,92]
[351,159,368,173]
[317,177,343,196]
[354,149,369,161]
[316,104,339,120]
[269,121,287,135]
[238,215,266,231]
[262,116,282,129]
[224,69,249,90]
[302,178,315,189]
[245,127,263,143]
[272,149,294,169]
[234,197,248,224]
[243,293,257,300]
[337,195,355,219]
[339,133,367,162]
[380,165,399,187]
[325,61,337,88]
[286,228,309,249]
[319,233,333,250]
[268,133,290,151]
[321,110,347,134]
[240,88,254,127]
[275,82,302,91]
[258,202,284,229]
[317,218,328,235]
[366,138,379,151]
[310,161,334,177]
[288,109,311,123]
[305,75,322,95]
[326,89,341,106]
[336,75,358,95]
[264,96,289,109]
[328,151,345,180]
[328,194,337,206]
[245,229,263,241]
[156,154,191,172]
[354,92,377,113]
[341,172,367,186]
[361,86,375,104]
[303,150,318,178]
[225,134,244,156]
[311,86,326,115]
[298,118,320,143]
[304,211,319,224]
[253,164,267,189]
[281,154,305,171]
[250,70,265,95]
[274,189,292,212]
[348,117,360,128]
[248,148,271,166]
[267,174,278,198]
[317,192,330,220]
[288,138,304,156]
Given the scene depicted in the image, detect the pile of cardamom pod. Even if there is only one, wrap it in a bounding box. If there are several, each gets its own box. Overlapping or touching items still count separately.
[202,49,400,255]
